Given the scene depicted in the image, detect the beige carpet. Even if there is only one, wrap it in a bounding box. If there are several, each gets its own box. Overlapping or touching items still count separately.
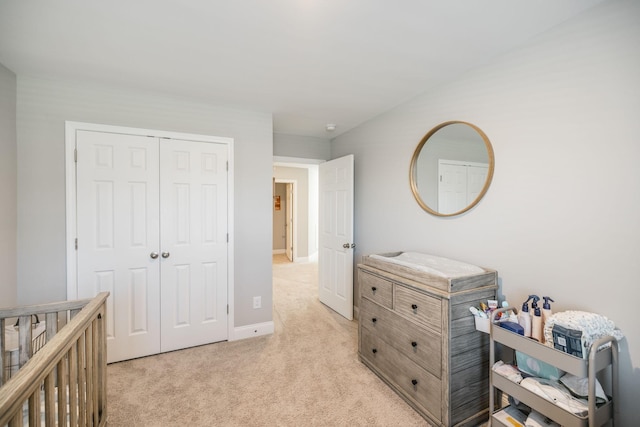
[106,256,429,426]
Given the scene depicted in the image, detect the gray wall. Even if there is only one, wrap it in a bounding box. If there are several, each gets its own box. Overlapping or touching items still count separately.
[331,1,640,423]
[16,76,273,328]
[273,133,331,160]
[0,63,17,307]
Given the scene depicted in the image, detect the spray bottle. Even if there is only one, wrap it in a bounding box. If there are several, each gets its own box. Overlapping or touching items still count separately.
[541,297,555,343]
[517,296,533,337]
[531,295,543,342]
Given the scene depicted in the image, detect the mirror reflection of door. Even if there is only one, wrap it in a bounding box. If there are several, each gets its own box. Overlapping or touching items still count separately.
[437,160,488,214]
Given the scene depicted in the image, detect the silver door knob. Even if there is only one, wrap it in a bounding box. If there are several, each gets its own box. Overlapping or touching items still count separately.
[150,252,159,259]
[343,243,350,248]
[162,252,170,258]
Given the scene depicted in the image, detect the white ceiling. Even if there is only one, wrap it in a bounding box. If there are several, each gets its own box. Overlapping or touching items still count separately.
[0,0,607,139]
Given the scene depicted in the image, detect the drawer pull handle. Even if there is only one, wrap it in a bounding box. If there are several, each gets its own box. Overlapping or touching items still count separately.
[371,286,377,292]
[411,341,417,347]
[411,304,418,310]
[372,318,377,323]
[372,348,378,354]
[411,379,418,386]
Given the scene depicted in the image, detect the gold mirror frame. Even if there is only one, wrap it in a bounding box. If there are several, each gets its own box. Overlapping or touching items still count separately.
[409,121,495,217]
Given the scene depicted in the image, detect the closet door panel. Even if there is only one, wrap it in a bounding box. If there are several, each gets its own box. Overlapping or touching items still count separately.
[160,139,228,352]
[76,130,161,363]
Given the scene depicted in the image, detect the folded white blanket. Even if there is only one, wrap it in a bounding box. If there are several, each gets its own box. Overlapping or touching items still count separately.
[543,310,623,353]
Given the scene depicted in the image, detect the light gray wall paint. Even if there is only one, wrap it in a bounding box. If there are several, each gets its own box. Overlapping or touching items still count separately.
[16,76,273,327]
[0,62,17,308]
[331,1,640,423]
[273,133,331,160]
[274,166,310,259]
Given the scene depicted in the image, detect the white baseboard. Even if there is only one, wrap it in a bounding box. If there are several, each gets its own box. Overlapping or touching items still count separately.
[231,321,274,341]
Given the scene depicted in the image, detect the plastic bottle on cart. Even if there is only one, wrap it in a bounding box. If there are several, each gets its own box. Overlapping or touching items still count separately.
[541,296,554,343]
[542,296,554,323]
[517,296,533,337]
[530,295,540,317]
[531,303,543,342]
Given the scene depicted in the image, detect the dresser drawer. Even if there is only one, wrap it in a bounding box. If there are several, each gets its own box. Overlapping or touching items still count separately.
[360,328,441,420]
[359,270,393,309]
[394,285,442,332]
[360,297,442,378]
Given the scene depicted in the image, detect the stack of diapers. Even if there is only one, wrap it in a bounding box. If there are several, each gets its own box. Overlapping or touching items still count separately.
[519,377,590,417]
[543,311,624,358]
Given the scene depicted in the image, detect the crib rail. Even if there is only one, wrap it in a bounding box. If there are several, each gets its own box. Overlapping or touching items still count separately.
[0,292,109,426]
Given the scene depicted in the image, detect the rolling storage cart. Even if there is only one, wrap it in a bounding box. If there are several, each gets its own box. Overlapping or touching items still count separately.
[489,307,618,427]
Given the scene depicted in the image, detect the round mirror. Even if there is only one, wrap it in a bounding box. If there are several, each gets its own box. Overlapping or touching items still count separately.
[410,121,494,216]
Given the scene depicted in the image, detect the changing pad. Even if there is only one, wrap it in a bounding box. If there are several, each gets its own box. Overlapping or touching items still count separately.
[368,252,485,278]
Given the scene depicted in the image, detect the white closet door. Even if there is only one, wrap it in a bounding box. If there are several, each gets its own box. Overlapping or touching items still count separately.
[76,130,161,363]
[159,139,228,352]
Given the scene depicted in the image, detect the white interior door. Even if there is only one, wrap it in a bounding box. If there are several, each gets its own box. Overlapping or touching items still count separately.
[285,183,293,262]
[159,139,228,352]
[76,130,161,363]
[318,155,354,320]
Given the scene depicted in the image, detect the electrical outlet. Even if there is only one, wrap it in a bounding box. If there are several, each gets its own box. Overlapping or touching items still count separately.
[253,296,262,309]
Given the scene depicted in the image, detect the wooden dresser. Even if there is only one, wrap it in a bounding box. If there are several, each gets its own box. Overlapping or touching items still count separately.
[357,253,497,426]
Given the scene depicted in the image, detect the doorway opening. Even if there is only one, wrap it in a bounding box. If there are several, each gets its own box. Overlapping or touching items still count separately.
[272,159,320,266]
[273,181,294,263]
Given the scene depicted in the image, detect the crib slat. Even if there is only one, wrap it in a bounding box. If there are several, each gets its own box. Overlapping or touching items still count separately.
[44,371,56,426]
[92,317,100,426]
[69,342,79,427]
[46,312,58,342]
[29,386,41,427]
[98,307,107,423]
[8,410,23,427]
[78,332,87,427]
[85,326,94,424]
[18,315,32,368]
[57,356,68,425]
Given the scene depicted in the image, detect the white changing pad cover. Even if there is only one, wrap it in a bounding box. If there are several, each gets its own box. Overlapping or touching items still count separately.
[368,252,485,278]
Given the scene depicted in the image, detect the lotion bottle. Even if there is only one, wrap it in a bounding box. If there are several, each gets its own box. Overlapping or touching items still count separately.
[542,296,554,323]
[517,296,532,337]
[531,304,543,342]
[541,296,554,343]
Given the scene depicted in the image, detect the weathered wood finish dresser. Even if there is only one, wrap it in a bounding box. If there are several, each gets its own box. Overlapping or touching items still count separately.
[357,253,498,426]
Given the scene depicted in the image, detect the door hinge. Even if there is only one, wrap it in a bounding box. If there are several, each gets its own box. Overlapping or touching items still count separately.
[226,161,228,171]
[227,304,229,314]
[75,238,78,250]
[74,148,77,163]
[227,233,229,243]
